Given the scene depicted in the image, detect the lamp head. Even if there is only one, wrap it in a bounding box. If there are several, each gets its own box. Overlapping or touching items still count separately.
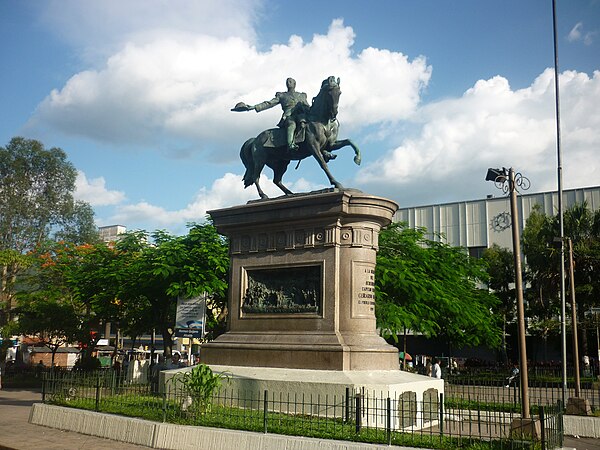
[486,168,508,183]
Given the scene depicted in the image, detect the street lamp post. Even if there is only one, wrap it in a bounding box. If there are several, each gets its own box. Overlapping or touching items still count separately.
[486,167,531,420]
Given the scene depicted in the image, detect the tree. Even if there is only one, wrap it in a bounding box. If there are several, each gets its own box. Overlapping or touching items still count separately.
[521,205,561,323]
[116,223,229,357]
[483,244,515,363]
[54,201,99,246]
[14,295,80,368]
[15,223,229,361]
[522,202,600,356]
[375,223,501,351]
[19,240,121,359]
[0,137,98,324]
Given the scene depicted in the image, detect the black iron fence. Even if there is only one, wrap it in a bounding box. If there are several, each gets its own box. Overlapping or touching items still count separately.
[446,369,600,411]
[41,371,564,449]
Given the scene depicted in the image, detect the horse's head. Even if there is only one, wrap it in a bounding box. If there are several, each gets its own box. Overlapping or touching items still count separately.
[311,76,341,123]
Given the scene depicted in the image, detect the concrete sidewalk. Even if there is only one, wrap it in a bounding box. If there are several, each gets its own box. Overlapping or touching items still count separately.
[0,388,150,449]
[2,387,600,450]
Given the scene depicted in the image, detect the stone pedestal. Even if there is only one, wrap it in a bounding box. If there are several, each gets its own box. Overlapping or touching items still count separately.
[201,189,399,371]
[509,418,541,440]
[566,396,593,416]
[161,365,444,432]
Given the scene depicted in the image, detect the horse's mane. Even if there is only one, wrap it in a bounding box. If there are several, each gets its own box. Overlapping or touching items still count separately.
[308,79,338,124]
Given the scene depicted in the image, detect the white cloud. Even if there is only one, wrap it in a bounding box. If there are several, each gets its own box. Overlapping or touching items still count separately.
[24,3,599,227]
[75,170,126,206]
[104,172,324,232]
[29,19,431,160]
[568,22,584,42]
[37,0,262,63]
[567,22,596,45]
[357,69,600,206]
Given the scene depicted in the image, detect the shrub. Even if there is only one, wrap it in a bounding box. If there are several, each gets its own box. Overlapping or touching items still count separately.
[169,364,230,414]
[73,356,101,372]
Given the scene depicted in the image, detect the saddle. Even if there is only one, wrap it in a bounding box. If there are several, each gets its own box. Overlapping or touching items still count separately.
[263,126,306,148]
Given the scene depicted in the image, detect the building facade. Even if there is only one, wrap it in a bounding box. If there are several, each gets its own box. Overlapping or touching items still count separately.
[98,225,127,243]
[394,185,600,256]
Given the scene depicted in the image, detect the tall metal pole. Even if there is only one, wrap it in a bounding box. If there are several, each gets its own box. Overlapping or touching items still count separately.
[552,0,567,405]
[509,168,530,419]
[568,238,581,397]
[597,314,600,375]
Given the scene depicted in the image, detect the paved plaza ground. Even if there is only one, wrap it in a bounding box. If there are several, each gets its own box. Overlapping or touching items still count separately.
[1,386,599,450]
[0,387,150,450]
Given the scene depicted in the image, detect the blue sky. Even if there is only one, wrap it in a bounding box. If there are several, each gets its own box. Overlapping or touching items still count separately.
[1,0,599,234]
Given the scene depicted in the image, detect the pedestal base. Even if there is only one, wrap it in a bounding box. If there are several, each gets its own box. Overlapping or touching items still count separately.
[566,396,593,416]
[509,418,541,440]
[203,190,401,371]
[201,331,399,370]
[162,365,444,431]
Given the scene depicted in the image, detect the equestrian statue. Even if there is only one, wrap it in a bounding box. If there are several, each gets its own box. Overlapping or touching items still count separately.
[232,76,361,199]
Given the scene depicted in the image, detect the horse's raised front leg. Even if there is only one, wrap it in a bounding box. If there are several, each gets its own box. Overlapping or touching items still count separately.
[307,138,344,190]
[328,138,361,165]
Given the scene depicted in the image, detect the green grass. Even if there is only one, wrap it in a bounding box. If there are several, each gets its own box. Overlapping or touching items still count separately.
[449,373,596,387]
[46,389,541,450]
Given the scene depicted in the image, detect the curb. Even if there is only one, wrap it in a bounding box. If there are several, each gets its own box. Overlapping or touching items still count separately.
[30,403,422,450]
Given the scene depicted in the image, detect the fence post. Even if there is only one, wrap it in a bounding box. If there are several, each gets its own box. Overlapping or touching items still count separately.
[162,387,167,423]
[439,393,444,438]
[540,405,547,450]
[558,399,564,447]
[345,387,350,423]
[355,393,362,433]
[111,368,116,396]
[95,375,101,411]
[477,402,481,436]
[41,373,46,403]
[263,390,268,434]
[386,397,392,445]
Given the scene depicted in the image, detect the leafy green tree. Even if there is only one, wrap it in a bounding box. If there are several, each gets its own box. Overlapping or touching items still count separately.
[522,205,561,323]
[483,244,515,363]
[0,137,98,324]
[54,201,99,245]
[15,223,228,361]
[14,295,80,367]
[20,240,121,358]
[522,202,600,355]
[376,223,501,351]
[116,223,229,357]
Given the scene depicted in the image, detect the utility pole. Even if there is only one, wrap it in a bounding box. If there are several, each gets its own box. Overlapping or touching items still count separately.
[551,0,567,406]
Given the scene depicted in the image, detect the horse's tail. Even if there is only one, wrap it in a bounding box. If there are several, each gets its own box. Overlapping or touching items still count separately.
[240,138,255,188]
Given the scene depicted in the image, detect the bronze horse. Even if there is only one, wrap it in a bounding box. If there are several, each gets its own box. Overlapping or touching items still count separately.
[240,77,361,199]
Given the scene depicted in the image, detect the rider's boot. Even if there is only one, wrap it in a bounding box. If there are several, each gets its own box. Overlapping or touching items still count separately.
[287,123,298,151]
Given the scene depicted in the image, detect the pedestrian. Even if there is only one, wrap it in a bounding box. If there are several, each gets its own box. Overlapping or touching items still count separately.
[35,360,44,377]
[451,359,458,374]
[505,363,519,387]
[167,353,182,370]
[432,359,442,379]
[425,359,432,377]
